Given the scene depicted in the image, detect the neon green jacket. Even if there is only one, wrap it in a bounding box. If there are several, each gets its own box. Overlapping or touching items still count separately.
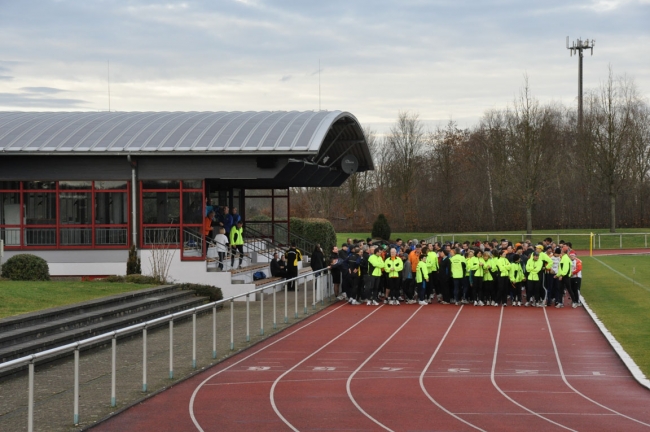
[509,262,525,283]
[539,252,553,271]
[482,257,494,281]
[368,254,384,277]
[415,261,429,283]
[449,254,465,279]
[497,257,510,277]
[384,257,404,278]
[468,256,484,278]
[526,258,543,281]
[558,254,571,277]
[229,226,244,246]
[426,251,439,272]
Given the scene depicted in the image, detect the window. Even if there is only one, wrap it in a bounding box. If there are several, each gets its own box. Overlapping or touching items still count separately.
[245,188,289,245]
[0,181,130,250]
[140,180,204,260]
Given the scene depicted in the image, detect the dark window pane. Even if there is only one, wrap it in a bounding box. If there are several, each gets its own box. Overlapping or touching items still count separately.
[23,181,55,190]
[24,192,56,225]
[24,228,56,245]
[141,180,180,189]
[143,192,180,224]
[273,189,288,196]
[1,193,20,225]
[245,197,272,221]
[59,181,92,190]
[95,181,128,190]
[60,193,92,225]
[182,192,203,224]
[182,180,202,189]
[274,197,288,220]
[0,182,20,190]
[95,192,128,224]
[60,228,92,245]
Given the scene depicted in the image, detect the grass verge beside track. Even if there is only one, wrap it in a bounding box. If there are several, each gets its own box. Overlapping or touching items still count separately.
[0,280,157,319]
[582,255,650,377]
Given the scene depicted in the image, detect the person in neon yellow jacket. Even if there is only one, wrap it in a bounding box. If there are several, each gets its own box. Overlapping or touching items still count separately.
[556,249,577,308]
[494,249,511,307]
[229,221,244,269]
[364,248,385,305]
[426,246,439,303]
[508,254,525,306]
[384,248,404,305]
[468,249,485,306]
[449,248,466,305]
[415,253,430,305]
[482,251,496,305]
[525,252,544,307]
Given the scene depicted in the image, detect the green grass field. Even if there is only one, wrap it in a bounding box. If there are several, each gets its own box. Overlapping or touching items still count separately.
[0,280,157,319]
[339,228,650,250]
[582,255,650,377]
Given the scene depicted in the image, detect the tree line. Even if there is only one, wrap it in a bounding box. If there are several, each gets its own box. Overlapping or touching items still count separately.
[291,69,650,234]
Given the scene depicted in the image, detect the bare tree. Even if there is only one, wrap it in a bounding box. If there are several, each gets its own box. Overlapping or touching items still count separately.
[582,67,638,232]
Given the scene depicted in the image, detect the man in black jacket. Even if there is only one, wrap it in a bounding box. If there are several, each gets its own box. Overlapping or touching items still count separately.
[285,242,301,291]
[270,252,287,278]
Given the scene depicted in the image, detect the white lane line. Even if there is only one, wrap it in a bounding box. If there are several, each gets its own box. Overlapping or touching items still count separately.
[491,306,577,432]
[269,305,385,431]
[189,302,347,432]
[346,306,424,431]
[544,307,650,428]
[591,257,650,293]
[418,306,486,432]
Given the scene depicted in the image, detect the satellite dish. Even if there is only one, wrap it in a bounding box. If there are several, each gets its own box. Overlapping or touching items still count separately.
[341,154,359,174]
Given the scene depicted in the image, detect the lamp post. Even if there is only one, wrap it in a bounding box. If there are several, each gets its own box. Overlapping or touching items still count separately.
[567,36,595,130]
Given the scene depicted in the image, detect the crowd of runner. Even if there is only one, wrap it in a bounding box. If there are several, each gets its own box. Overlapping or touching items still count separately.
[328,237,583,309]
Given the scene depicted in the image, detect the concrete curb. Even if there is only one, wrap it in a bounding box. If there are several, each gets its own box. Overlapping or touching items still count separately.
[580,294,650,391]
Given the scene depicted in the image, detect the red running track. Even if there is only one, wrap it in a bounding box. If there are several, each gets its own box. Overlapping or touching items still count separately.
[92,300,650,432]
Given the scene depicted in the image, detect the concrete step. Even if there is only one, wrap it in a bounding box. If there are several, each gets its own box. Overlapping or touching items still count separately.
[0,295,208,363]
[0,285,178,334]
[0,290,196,349]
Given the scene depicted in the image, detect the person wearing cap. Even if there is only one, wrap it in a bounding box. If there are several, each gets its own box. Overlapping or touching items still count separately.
[570,253,583,306]
[525,252,544,307]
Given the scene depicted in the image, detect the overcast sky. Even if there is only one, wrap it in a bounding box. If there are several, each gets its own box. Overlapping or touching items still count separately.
[0,0,648,133]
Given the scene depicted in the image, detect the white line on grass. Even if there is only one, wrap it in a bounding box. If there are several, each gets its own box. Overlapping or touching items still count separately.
[418,306,486,432]
[269,305,385,431]
[543,307,650,427]
[491,306,577,432]
[346,305,423,431]
[189,302,348,432]
[591,257,650,293]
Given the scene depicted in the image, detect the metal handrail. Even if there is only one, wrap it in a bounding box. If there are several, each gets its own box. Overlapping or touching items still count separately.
[0,267,332,431]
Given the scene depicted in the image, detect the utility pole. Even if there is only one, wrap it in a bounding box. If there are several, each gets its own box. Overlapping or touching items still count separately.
[566,36,595,129]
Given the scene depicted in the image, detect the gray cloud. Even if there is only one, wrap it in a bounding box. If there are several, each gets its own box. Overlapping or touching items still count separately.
[280,75,292,82]
[0,76,13,81]
[0,93,87,108]
[20,87,67,94]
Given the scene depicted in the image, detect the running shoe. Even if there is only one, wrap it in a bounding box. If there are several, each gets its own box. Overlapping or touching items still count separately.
[388,299,394,305]
[572,303,578,308]
[427,299,432,304]
[474,301,478,306]
[577,302,583,307]
[493,303,498,307]
[418,301,428,306]
[556,303,564,308]
[517,301,521,307]
[366,301,372,306]
[478,301,485,306]
[399,296,405,301]
[461,299,469,305]
[524,302,530,307]
[372,300,380,306]
[394,300,400,306]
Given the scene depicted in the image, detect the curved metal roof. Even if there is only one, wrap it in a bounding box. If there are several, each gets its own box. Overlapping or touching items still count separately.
[0,111,366,156]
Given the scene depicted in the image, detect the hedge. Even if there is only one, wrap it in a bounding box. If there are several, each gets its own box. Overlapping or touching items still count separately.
[1,254,50,281]
[290,217,337,255]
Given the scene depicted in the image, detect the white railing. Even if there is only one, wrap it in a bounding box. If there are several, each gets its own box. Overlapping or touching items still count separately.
[425,232,650,250]
[0,268,333,432]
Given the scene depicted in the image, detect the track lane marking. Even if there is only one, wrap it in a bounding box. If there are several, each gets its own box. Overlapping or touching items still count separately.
[491,306,577,432]
[269,305,385,431]
[418,306,487,431]
[189,302,349,432]
[544,307,650,428]
[591,257,650,293]
[346,305,424,431]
